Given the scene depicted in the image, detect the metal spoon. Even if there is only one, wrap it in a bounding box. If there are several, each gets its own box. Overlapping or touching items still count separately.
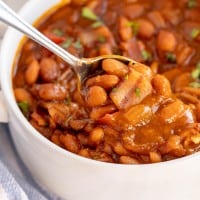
[0,0,136,86]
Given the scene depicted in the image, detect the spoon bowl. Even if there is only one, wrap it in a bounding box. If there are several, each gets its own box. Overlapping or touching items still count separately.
[0,0,137,87]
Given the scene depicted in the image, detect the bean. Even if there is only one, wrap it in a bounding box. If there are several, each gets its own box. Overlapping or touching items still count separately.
[14,88,33,105]
[69,119,87,130]
[87,86,107,107]
[191,135,200,145]
[157,30,177,52]
[89,127,104,145]
[77,133,89,146]
[30,119,52,138]
[78,149,90,158]
[90,104,116,120]
[119,156,140,164]
[25,59,40,85]
[31,112,47,126]
[183,87,200,96]
[162,68,181,83]
[60,134,80,153]
[113,142,128,155]
[176,43,194,66]
[38,83,67,101]
[178,92,199,104]
[24,54,36,65]
[152,74,172,97]
[13,72,25,88]
[149,152,162,163]
[102,143,113,155]
[150,61,159,74]
[40,58,59,82]
[163,9,182,26]
[173,72,192,92]
[51,130,62,146]
[119,16,133,41]
[94,26,116,46]
[84,123,95,133]
[131,62,152,79]
[23,41,36,51]
[90,151,114,162]
[102,59,128,77]
[73,90,85,106]
[86,75,119,89]
[123,4,144,19]
[99,44,112,55]
[159,100,185,123]
[136,19,155,39]
[147,11,166,29]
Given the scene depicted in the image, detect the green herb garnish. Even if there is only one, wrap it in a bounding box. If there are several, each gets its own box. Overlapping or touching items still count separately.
[52,28,64,36]
[191,28,200,39]
[191,69,200,79]
[81,7,98,21]
[166,52,176,63]
[191,62,200,79]
[98,36,106,43]
[187,0,197,9]
[81,7,104,29]
[61,38,73,49]
[73,40,83,49]
[135,88,141,97]
[127,21,139,35]
[64,97,71,105]
[189,82,200,88]
[18,101,29,117]
[112,87,117,92]
[124,74,129,80]
[141,50,152,62]
[91,21,103,28]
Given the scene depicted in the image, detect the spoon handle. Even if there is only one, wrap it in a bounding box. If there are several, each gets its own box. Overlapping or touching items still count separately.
[0,0,80,67]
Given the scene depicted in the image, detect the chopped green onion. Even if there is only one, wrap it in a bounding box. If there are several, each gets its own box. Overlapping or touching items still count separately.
[196,62,200,69]
[124,74,129,80]
[18,101,29,117]
[135,88,141,97]
[141,50,152,62]
[91,21,103,28]
[191,68,200,79]
[52,28,64,36]
[81,7,98,21]
[98,36,106,43]
[191,62,200,79]
[61,38,73,49]
[189,82,200,88]
[64,97,71,105]
[187,0,197,9]
[73,40,82,49]
[191,28,200,39]
[166,52,176,63]
[112,87,117,92]
[127,21,139,35]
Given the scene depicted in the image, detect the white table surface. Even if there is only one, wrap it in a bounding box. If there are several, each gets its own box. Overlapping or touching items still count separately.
[0,0,27,45]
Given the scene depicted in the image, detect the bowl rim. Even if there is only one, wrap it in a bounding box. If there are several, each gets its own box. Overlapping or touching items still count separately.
[1,0,199,169]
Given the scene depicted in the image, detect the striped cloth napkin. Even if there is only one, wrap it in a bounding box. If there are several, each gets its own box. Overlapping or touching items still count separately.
[0,124,60,200]
[0,1,61,199]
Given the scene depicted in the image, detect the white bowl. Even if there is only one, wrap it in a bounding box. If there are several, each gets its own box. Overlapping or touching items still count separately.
[1,0,200,199]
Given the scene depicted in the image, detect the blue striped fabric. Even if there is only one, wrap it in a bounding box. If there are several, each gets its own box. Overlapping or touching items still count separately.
[0,124,61,200]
